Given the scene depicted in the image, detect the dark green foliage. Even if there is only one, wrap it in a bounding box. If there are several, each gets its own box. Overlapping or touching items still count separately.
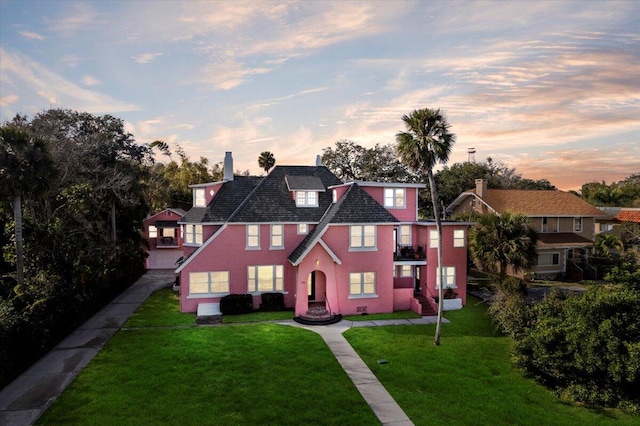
[488,290,532,339]
[220,294,254,315]
[260,292,285,311]
[513,287,640,412]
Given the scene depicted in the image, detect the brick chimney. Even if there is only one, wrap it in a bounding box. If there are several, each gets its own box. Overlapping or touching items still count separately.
[223,152,234,181]
[475,179,487,197]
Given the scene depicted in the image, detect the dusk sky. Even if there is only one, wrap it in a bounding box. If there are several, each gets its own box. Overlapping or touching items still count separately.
[1,0,638,191]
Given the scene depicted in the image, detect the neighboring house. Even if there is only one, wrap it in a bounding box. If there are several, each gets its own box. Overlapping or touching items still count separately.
[447,179,605,281]
[176,152,468,319]
[597,207,640,249]
[142,208,187,269]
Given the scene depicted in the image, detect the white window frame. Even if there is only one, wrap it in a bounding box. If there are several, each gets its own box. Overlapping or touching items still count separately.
[349,272,377,298]
[400,265,413,278]
[188,271,229,296]
[436,266,456,289]
[296,191,318,207]
[399,225,411,246]
[297,223,309,235]
[384,188,406,208]
[184,224,203,245]
[350,225,377,250]
[429,230,439,248]
[453,229,465,247]
[148,225,157,238]
[574,217,583,233]
[542,217,559,233]
[537,252,560,266]
[247,265,284,293]
[246,224,260,250]
[270,224,284,249]
[193,188,206,207]
[332,189,337,203]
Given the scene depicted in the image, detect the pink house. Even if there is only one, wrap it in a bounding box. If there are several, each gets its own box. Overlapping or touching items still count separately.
[176,152,468,320]
[142,208,186,269]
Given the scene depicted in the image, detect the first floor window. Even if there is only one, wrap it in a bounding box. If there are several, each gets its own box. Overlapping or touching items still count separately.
[148,225,157,238]
[537,253,560,266]
[350,225,376,249]
[185,224,203,245]
[400,265,413,277]
[436,266,456,288]
[189,271,229,295]
[248,265,284,292]
[349,272,376,296]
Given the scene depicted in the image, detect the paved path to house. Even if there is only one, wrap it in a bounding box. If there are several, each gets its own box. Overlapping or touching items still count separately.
[1,269,446,426]
[280,316,449,426]
[0,269,177,426]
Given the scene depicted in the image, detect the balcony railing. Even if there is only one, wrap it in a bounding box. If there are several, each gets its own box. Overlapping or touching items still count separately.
[157,236,179,248]
[394,245,426,261]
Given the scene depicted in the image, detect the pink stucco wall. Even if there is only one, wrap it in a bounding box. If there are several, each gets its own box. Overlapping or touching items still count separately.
[360,186,419,222]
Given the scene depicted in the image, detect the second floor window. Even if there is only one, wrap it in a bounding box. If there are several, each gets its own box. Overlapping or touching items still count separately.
[398,225,411,246]
[429,230,439,248]
[453,229,465,247]
[297,223,308,234]
[247,225,260,249]
[270,224,284,249]
[350,225,376,249]
[542,217,559,233]
[148,225,157,238]
[574,217,583,233]
[184,224,203,245]
[384,188,405,208]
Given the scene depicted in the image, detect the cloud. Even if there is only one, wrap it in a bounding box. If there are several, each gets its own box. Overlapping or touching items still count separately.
[132,52,163,64]
[44,2,104,35]
[0,48,139,116]
[0,94,19,107]
[19,30,44,40]
[81,75,100,86]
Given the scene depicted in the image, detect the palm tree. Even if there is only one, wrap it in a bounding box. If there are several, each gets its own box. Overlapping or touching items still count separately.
[396,108,455,345]
[258,151,275,173]
[469,211,538,287]
[595,233,624,257]
[0,125,55,284]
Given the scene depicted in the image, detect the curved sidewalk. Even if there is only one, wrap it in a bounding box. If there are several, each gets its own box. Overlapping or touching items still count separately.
[281,316,448,426]
[0,270,177,426]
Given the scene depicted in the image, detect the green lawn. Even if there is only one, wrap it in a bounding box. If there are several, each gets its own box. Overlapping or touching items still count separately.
[345,298,637,425]
[39,290,637,425]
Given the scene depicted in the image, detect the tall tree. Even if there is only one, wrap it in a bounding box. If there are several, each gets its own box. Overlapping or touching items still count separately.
[396,107,455,345]
[469,211,538,287]
[258,151,275,173]
[0,125,55,284]
[594,233,624,257]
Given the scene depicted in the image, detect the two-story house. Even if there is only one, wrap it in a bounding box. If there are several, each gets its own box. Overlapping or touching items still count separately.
[175,152,469,320]
[142,208,186,269]
[447,179,605,280]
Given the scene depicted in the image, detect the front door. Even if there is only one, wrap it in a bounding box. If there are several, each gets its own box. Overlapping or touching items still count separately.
[308,271,316,301]
[414,266,421,293]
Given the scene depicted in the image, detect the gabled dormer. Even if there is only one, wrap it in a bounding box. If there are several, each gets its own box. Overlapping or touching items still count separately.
[285,175,326,208]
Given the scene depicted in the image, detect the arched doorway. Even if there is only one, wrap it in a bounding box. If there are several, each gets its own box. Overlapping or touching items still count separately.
[308,270,327,302]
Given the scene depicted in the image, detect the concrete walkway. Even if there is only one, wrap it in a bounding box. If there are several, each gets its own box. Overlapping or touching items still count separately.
[0,269,447,426]
[0,269,176,426]
[282,317,449,426]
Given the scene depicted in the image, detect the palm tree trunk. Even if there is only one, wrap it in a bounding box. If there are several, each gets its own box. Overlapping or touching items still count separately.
[428,170,444,346]
[13,195,24,285]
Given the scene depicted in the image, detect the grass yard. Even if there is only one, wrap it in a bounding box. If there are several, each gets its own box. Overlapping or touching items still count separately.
[38,290,638,425]
[345,297,637,425]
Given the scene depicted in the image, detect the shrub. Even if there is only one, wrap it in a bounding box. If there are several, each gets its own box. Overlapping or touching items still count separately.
[220,294,253,315]
[513,286,640,412]
[501,276,528,296]
[260,292,285,311]
[488,290,532,339]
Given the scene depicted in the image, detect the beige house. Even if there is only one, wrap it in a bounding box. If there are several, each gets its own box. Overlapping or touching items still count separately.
[447,179,605,280]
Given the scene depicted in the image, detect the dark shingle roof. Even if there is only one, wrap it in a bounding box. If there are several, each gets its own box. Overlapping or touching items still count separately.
[288,183,398,264]
[228,166,342,223]
[285,175,326,191]
[181,176,262,223]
